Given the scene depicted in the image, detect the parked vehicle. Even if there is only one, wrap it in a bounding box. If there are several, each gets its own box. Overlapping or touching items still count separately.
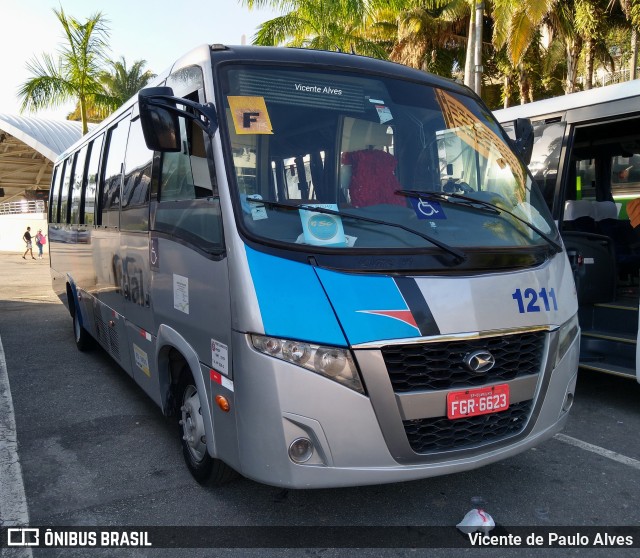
[495,80,640,384]
[48,44,579,487]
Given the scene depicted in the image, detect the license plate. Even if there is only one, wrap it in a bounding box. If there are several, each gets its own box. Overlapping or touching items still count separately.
[447,384,510,419]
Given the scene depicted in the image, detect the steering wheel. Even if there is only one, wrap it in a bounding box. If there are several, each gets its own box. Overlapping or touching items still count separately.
[443,179,473,194]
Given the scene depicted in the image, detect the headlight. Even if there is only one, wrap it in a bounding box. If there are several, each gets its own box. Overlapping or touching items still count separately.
[251,334,364,394]
[556,313,580,365]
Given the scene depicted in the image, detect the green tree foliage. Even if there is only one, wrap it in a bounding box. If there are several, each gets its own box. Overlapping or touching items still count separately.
[66,57,156,123]
[242,0,640,107]
[378,0,471,76]
[492,0,558,68]
[241,0,388,58]
[18,8,111,134]
[100,57,156,110]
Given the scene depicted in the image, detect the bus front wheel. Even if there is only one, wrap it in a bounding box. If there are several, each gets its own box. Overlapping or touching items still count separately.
[177,370,237,485]
[72,306,93,352]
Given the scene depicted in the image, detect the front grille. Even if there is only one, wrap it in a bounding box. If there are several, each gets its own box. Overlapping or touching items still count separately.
[403,400,532,453]
[382,331,545,392]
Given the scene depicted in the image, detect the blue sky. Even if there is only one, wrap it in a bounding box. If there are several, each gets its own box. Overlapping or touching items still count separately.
[0,0,280,119]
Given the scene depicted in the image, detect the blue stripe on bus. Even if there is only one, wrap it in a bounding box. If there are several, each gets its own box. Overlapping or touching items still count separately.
[244,246,347,347]
[315,269,422,345]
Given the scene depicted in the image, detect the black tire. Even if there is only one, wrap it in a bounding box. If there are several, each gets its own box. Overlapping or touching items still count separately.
[177,369,237,486]
[72,305,94,352]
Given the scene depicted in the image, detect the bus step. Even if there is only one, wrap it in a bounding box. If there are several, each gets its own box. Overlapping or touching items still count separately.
[579,302,638,336]
[581,329,637,345]
[579,361,637,380]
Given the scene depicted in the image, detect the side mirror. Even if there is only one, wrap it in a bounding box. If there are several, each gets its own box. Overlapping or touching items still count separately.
[514,118,534,166]
[138,87,181,152]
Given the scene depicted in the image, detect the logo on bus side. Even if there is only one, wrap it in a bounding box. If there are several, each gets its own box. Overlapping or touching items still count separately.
[150,237,159,270]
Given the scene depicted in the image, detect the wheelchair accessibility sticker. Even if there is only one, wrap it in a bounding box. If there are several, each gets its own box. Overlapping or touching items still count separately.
[409,198,446,219]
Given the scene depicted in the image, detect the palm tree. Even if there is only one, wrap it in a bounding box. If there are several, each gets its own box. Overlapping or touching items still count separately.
[492,0,558,71]
[100,57,156,111]
[609,0,640,79]
[492,1,598,97]
[242,0,387,58]
[65,100,109,124]
[550,1,583,93]
[575,0,609,89]
[66,57,156,122]
[375,0,471,76]
[18,8,110,134]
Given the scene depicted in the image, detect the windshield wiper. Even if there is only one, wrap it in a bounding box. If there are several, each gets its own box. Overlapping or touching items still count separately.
[396,190,563,254]
[245,197,467,264]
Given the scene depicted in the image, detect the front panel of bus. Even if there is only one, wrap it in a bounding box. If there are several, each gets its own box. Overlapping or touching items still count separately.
[209,54,580,487]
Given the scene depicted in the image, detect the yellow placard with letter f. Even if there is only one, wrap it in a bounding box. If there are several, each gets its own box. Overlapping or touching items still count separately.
[227,96,273,135]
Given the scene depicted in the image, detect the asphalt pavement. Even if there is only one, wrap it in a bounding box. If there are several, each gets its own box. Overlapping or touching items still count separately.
[1,250,640,558]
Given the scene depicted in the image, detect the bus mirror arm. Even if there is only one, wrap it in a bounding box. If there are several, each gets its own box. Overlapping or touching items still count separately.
[513,118,534,165]
[139,86,218,152]
[156,96,218,137]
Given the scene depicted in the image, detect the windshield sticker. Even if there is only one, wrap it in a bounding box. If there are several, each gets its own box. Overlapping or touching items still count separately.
[299,204,347,246]
[173,274,189,314]
[434,89,525,196]
[247,194,268,221]
[294,83,343,96]
[375,105,393,124]
[227,96,273,135]
[234,72,365,112]
[409,197,446,220]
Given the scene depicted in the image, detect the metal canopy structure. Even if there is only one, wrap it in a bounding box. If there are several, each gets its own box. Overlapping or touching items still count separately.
[0,114,86,204]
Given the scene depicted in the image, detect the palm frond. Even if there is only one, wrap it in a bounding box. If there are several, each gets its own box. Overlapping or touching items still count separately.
[18,54,76,112]
[509,9,537,65]
[253,13,308,45]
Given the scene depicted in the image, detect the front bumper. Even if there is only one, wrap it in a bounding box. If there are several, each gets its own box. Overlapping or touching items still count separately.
[229,329,579,488]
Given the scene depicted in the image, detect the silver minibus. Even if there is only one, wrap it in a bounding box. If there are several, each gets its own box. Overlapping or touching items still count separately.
[49,44,579,487]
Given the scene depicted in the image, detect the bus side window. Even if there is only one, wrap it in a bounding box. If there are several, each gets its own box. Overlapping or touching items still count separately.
[155,114,223,252]
[159,99,216,201]
[121,116,152,231]
[49,161,65,224]
[69,145,88,225]
[501,120,566,211]
[528,122,566,211]
[84,134,104,225]
[59,154,76,224]
[100,116,131,228]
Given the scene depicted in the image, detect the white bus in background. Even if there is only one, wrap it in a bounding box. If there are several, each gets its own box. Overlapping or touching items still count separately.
[495,81,640,384]
[48,44,579,488]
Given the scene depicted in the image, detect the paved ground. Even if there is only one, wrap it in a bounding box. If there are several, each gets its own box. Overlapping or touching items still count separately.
[0,250,56,303]
[1,250,640,557]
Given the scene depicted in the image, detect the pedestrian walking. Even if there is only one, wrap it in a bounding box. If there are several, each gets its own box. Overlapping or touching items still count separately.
[35,229,47,259]
[22,227,36,259]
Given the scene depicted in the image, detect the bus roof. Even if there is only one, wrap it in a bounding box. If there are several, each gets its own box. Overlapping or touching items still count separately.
[211,44,467,93]
[56,43,480,163]
[494,80,640,123]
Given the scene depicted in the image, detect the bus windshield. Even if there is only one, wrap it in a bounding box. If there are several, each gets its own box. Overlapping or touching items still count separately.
[220,66,556,251]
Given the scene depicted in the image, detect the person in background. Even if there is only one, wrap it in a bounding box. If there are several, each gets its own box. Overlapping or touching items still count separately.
[22,226,36,260]
[35,229,47,259]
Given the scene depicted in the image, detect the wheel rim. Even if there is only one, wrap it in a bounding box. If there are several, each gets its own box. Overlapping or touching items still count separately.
[181,384,207,462]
